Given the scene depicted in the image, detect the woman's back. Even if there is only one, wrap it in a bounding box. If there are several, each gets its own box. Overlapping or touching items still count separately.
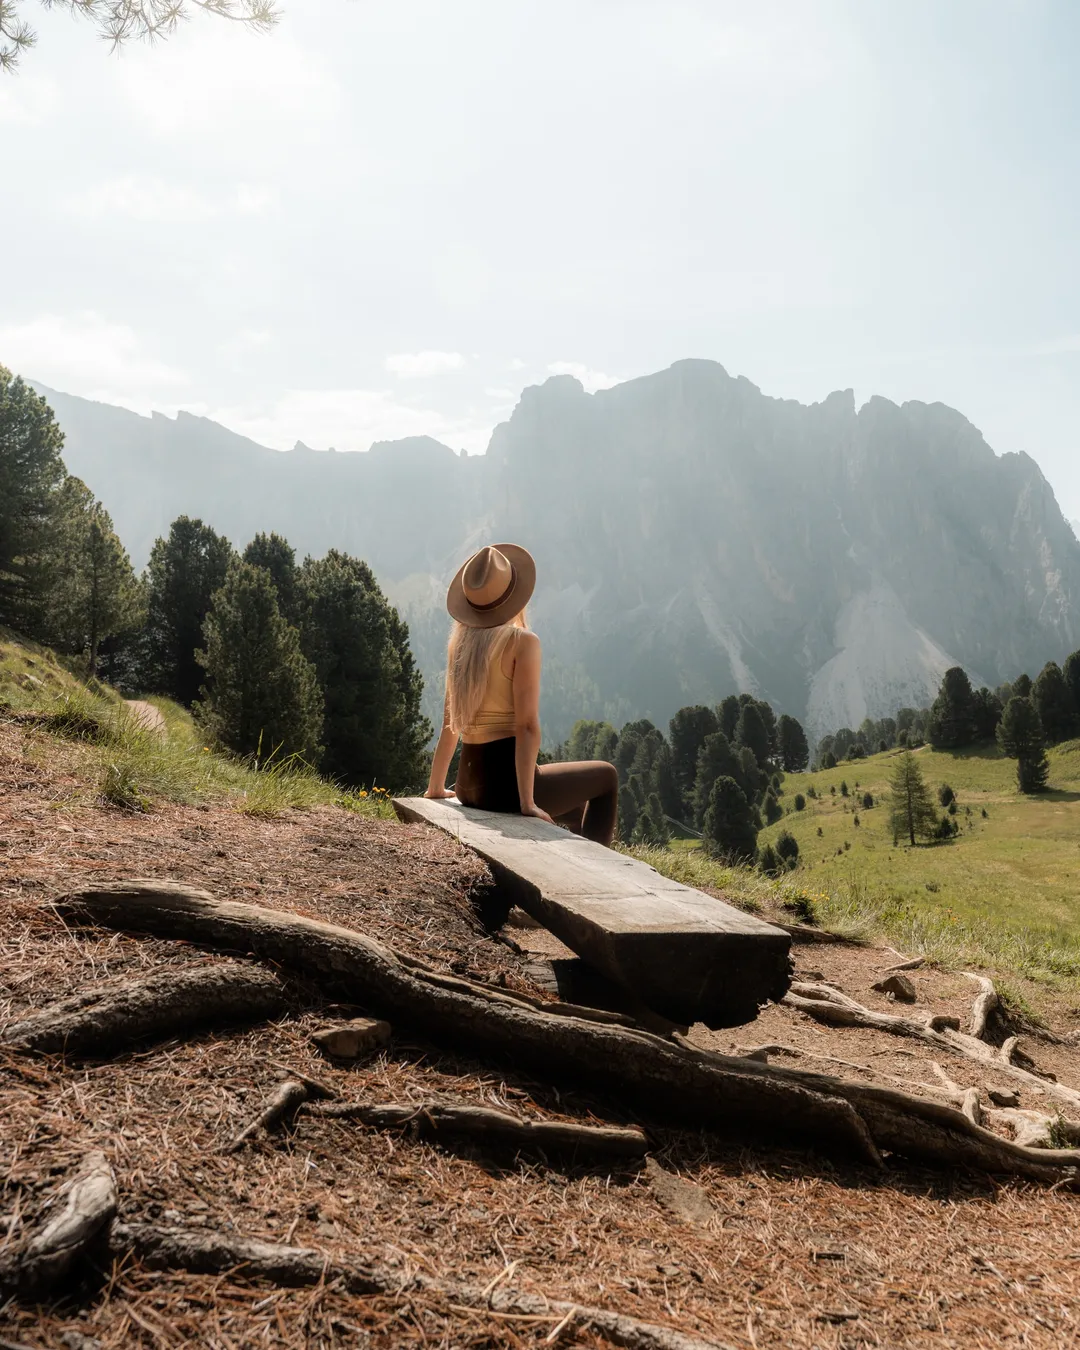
[460,637,517,743]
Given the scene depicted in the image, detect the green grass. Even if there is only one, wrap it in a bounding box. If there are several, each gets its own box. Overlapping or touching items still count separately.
[634,741,1080,986]
[1,631,394,821]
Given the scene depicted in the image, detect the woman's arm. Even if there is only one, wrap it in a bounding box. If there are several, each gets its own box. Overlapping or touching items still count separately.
[425,692,458,798]
[511,631,554,822]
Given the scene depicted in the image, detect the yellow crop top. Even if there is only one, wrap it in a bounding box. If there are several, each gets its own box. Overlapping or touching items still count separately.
[461,645,518,741]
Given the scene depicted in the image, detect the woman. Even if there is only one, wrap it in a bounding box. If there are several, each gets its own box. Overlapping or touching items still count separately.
[424,543,619,846]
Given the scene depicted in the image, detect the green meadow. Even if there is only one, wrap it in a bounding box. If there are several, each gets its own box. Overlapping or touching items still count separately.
[632,741,1080,986]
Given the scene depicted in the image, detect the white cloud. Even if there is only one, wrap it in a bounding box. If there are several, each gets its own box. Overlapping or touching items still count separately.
[66,177,276,223]
[546,361,621,393]
[0,312,188,405]
[1030,336,1080,358]
[115,28,342,140]
[384,351,466,378]
[508,358,528,371]
[206,387,493,455]
[0,70,59,126]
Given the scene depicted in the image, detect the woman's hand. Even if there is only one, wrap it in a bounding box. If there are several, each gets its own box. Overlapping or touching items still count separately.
[424,786,456,799]
[521,801,555,825]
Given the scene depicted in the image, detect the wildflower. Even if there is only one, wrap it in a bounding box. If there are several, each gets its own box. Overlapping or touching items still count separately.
[202,747,210,753]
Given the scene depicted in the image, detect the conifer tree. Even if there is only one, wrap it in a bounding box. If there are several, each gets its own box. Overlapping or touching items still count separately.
[928,666,977,749]
[197,562,323,761]
[1063,651,1080,720]
[0,368,67,634]
[632,792,670,847]
[737,744,763,802]
[777,713,809,772]
[140,517,234,706]
[668,704,718,805]
[299,550,430,789]
[971,686,1003,741]
[775,829,800,868]
[702,776,758,863]
[735,702,771,771]
[46,479,143,673]
[997,696,1050,794]
[1013,673,1032,699]
[716,694,741,742]
[691,731,741,827]
[1032,661,1077,744]
[887,751,938,845]
[243,532,300,627]
[613,719,659,783]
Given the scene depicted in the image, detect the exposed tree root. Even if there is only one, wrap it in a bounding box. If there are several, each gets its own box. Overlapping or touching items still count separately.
[965,973,1006,1044]
[49,882,1080,1183]
[0,1152,116,1299]
[1,962,286,1057]
[108,1222,731,1350]
[226,1079,312,1153]
[783,981,1080,1115]
[304,1099,649,1159]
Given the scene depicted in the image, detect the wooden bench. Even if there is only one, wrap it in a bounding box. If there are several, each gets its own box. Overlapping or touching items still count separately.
[392,797,792,1028]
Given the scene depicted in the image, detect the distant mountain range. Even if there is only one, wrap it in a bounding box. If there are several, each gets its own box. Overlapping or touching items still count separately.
[32,362,1080,747]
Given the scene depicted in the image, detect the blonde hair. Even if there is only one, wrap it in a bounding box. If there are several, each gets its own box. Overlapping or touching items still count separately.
[446,610,528,734]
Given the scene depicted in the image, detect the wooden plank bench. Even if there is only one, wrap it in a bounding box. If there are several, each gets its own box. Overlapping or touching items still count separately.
[392,797,792,1028]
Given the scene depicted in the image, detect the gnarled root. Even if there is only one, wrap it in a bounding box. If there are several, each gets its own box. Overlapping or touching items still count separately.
[0,1152,116,1299]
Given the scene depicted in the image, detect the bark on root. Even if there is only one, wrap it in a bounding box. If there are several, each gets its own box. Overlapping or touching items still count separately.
[50,882,1080,1183]
[1,962,286,1057]
[108,1222,731,1350]
[305,1099,649,1158]
[0,1152,116,1299]
[784,981,1080,1115]
[226,1079,311,1153]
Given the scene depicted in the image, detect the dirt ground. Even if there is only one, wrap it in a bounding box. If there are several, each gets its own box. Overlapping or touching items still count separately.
[2,714,1080,1350]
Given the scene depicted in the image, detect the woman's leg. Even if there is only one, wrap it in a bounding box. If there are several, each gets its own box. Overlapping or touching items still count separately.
[534,760,619,846]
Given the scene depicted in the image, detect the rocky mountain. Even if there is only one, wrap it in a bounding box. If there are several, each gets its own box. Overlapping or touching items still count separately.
[33,362,1080,747]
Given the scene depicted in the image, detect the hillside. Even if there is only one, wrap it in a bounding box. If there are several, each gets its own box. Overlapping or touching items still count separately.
[33,365,1080,746]
[4,641,1080,1347]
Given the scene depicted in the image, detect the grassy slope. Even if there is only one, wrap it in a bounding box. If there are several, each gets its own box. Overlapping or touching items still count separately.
[0,628,393,820]
[633,741,1080,985]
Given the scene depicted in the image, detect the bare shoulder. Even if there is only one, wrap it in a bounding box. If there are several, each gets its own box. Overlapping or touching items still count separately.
[514,629,540,652]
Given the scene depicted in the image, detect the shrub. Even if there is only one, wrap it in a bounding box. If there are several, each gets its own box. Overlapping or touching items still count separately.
[938,783,955,807]
[862,791,873,809]
[764,792,783,825]
[775,829,800,868]
[807,785,818,799]
[840,780,849,797]
[816,825,823,836]
[757,843,781,876]
[853,813,860,827]
[793,793,806,811]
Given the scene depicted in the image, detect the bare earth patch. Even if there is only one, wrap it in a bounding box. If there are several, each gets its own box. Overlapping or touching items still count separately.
[2,716,1080,1349]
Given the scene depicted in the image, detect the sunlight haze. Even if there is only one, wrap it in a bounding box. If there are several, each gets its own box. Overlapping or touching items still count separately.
[2,0,1079,516]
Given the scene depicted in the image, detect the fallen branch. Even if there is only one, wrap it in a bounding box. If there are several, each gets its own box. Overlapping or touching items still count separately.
[305,1099,649,1159]
[51,882,1080,1183]
[109,1222,730,1350]
[1,963,286,1057]
[226,1079,311,1153]
[784,981,1080,1116]
[0,1152,116,1299]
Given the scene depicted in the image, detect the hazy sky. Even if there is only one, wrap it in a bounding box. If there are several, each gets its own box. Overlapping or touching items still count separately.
[3,0,1080,519]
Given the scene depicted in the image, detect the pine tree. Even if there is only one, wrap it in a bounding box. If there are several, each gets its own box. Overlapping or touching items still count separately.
[0,368,67,634]
[971,686,1003,741]
[1033,661,1077,745]
[735,702,771,771]
[702,776,758,863]
[613,719,658,783]
[716,694,741,742]
[668,705,718,806]
[691,732,741,827]
[197,562,323,761]
[632,792,670,847]
[1013,673,1033,699]
[997,696,1050,794]
[763,791,783,825]
[46,480,143,674]
[243,532,300,626]
[139,517,235,706]
[1063,651,1080,723]
[928,666,977,749]
[299,550,431,789]
[777,713,809,772]
[887,751,939,845]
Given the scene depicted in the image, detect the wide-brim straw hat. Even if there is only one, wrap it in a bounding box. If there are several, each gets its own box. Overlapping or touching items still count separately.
[446,543,536,628]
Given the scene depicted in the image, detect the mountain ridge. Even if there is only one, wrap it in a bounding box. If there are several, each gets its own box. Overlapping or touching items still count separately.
[28,364,1080,746]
